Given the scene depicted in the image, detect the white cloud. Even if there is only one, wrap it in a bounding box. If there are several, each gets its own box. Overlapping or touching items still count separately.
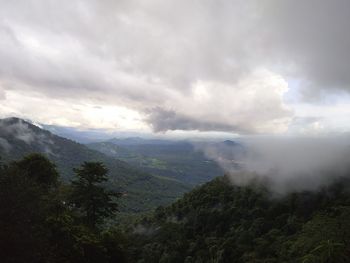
[0,90,5,101]
[288,102,350,135]
[148,69,292,134]
[0,90,148,131]
[0,0,349,134]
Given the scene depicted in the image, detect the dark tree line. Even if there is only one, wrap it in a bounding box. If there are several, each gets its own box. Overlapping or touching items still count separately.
[0,153,126,263]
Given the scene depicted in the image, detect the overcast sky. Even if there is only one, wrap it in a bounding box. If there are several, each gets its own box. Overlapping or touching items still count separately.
[1,0,350,136]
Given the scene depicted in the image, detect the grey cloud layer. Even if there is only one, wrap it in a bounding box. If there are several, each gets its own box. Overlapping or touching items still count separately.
[148,108,242,133]
[260,0,350,98]
[0,0,349,133]
[199,137,350,193]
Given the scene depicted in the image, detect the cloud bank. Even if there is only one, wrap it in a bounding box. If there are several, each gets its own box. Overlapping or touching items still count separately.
[199,137,350,193]
[0,0,349,134]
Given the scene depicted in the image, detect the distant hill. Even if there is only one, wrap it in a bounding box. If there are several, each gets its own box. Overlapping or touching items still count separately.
[87,139,224,186]
[0,117,190,213]
[107,137,173,145]
[42,124,152,144]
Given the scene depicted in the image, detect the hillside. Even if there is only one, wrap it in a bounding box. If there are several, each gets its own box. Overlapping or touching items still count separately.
[87,139,224,186]
[127,176,350,262]
[0,117,190,213]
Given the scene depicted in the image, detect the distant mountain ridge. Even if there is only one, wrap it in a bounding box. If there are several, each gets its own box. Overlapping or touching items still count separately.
[42,124,152,143]
[107,137,188,146]
[87,138,229,186]
[0,117,190,213]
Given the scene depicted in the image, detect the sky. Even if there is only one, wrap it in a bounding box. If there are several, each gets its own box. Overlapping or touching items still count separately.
[1,0,350,137]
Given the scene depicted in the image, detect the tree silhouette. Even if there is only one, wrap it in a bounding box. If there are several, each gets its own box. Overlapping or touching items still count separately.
[70,162,120,229]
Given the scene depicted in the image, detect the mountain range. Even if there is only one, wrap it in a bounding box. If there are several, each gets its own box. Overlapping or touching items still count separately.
[0,117,190,213]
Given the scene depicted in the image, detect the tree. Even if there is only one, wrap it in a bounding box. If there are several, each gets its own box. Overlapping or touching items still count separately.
[0,154,60,262]
[70,162,120,229]
[15,153,59,188]
[0,156,127,263]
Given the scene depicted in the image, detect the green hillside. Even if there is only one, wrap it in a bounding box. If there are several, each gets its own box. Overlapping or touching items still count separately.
[0,117,190,213]
[127,176,350,262]
[87,140,223,186]
[2,141,350,262]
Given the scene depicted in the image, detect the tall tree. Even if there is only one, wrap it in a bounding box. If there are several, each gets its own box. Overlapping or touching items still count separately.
[0,154,60,262]
[70,162,120,229]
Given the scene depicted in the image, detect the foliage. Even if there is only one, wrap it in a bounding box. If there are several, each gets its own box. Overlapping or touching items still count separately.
[0,117,190,214]
[127,176,350,263]
[70,162,120,229]
[0,154,128,263]
[88,140,223,186]
[2,151,350,262]
[15,153,59,187]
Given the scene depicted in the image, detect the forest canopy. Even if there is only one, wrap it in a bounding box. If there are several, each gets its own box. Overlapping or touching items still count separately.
[1,154,350,263]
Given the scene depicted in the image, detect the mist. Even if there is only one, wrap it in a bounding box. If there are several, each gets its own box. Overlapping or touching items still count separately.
[0,118,54,155]
[197,136,350,194]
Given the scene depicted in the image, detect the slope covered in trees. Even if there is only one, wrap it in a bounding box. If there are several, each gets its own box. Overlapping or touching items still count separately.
[0,117,189,212]
[2,153,350,262]
[87,139,223,186]
[127,176,350,262]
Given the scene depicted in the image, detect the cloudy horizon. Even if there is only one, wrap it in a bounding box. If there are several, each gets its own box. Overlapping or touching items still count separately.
[1,0,350,137]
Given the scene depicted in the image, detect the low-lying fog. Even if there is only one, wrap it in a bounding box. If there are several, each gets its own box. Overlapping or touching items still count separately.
[195,136,350,193]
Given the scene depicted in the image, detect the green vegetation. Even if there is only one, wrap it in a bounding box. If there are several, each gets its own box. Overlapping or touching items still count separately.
[126,176,350,262]
[87,140,223,186]
[0,154,127,263]
[70,162,120,229]
[1,154,350,262]
[0,154,350,263]
[0,117,190,213]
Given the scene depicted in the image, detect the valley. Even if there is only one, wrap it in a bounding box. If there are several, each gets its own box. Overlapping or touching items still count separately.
[0,117,191,213]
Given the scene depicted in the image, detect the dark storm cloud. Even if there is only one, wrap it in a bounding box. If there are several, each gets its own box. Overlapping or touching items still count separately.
[147,107,242,133]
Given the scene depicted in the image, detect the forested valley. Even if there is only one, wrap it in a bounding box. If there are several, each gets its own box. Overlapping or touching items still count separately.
[1,153,350,263]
